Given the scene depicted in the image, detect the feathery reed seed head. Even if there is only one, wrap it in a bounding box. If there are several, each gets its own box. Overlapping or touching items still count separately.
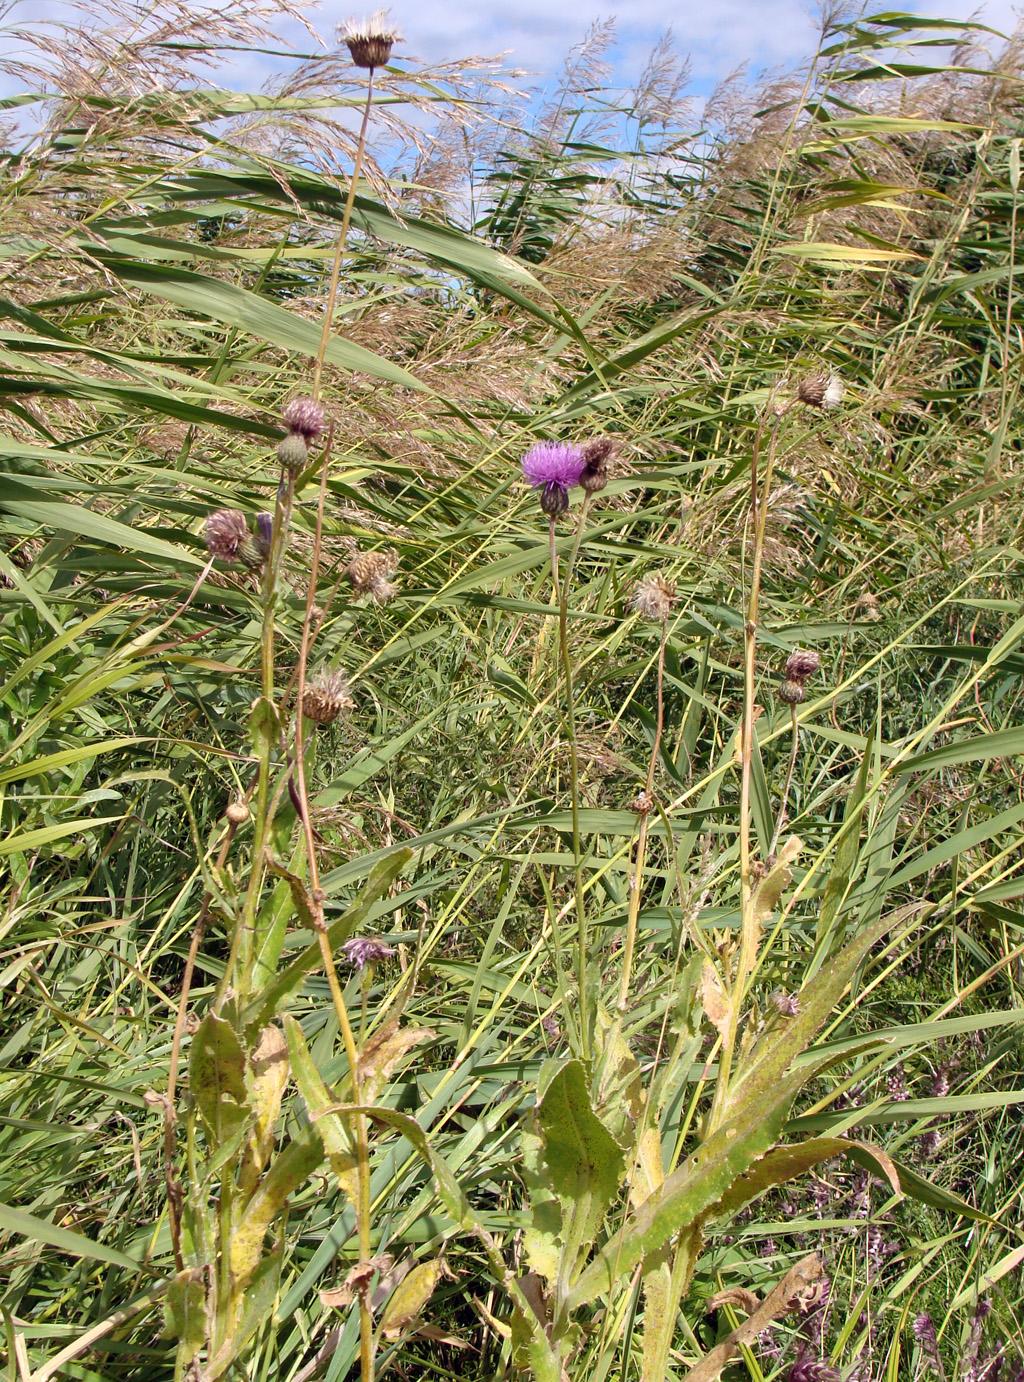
[339,10,402,67]
[204,509,249,562]
[302,670,353,725]
[277,432,309,471]
[282,396,326,441]
[630,572,676,622]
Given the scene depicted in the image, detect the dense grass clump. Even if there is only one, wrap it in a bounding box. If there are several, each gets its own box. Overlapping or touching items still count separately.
[1,5,1023,1380]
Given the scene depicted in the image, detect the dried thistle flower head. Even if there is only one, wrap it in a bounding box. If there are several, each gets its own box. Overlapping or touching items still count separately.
[302,670,353,725]
[282,396,326,441]
[346,550,398,604]
[204,509,249,562]
[796,371,844,409]
[856,590,881,621]
[521,441,586,518]
[630,572,676,622]
[579,436,615,494]
[342,936,396,969]
[339,10,402,68]
[784,648,821,681]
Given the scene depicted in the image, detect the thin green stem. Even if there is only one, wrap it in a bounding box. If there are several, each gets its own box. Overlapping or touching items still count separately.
[767,704,800,863]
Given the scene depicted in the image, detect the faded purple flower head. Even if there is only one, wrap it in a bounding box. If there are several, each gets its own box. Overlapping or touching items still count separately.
[785,648,821,682]
[917,1130,941,1160]
[787,1353,840,1382]
[283,396,326,441]
[343,937,396,970]
[204,509,249,561]
[521,441,585,516]
[886,1067,909,1101]
[772,990,800,1017]
[255,512,274,558]
[914,1313,938,1346]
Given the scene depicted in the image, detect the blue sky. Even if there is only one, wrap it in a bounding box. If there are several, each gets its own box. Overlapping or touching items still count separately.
[1,0,1020,123]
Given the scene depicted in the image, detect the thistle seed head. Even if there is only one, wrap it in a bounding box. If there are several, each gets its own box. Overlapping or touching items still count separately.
[282,396,326,441]
[346,550,398,604]
[784,648,821,682]
[204,509,249,562]
[796,371,844,409]
[302,670,353,725]
[630,572,676,622]
[277,432,309,471]
[339,10,402,68]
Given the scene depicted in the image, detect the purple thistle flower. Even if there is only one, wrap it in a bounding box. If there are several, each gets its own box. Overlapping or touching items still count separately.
[283,396,326,441]
[772,990,800,1017]
[521,441,585,517]
[342,937,396,970]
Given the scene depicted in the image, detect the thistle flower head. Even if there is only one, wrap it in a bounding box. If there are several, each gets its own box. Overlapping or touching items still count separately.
[785,648,821,682]
[346,550,398,604]
[342,936,396,969]
[771,990,800,1016]
[520,442,586,517]
[282,396,326,441]
[302,669,353,725]
[630,572,676,622]
[339,10,402,67]
[204,509,249,562]
[796,371,844,409]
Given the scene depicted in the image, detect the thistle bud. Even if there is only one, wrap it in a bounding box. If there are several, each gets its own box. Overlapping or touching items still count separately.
[339,11,402,68]
[302,670,353,725]
[277,433,309,471]
[225,800,250,825]
[630,572,676,622]
[203,509,249,562]
[282,396,326,441]
[778,677,805,705]
[255,512,274,558]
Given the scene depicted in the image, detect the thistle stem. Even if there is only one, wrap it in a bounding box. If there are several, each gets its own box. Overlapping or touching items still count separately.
[551,501,591,1059]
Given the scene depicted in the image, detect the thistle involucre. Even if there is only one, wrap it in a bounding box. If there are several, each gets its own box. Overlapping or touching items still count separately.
[521,441,586,518]
[630,572,676,622]
[282,396,326,441]
[339,10,402,68]
[302,670,353,725]
[204,509,249,562]
[346,549,398,604]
